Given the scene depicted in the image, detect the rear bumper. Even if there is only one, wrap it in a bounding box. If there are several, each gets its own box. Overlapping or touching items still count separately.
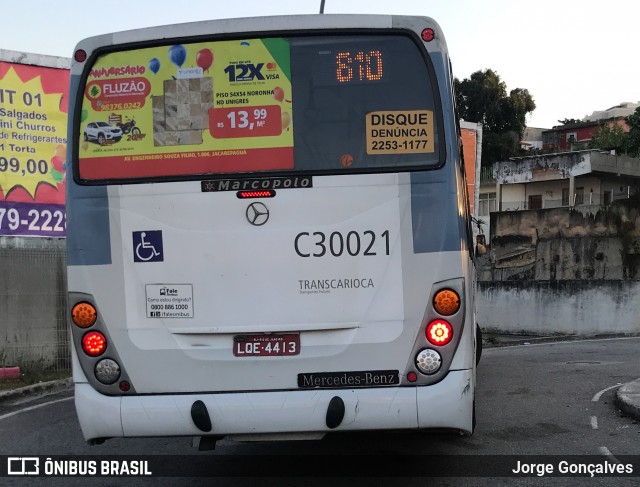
[75,369,473,441]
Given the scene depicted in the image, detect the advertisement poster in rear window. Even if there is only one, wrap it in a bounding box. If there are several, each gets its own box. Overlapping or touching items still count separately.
[78,38,293,181]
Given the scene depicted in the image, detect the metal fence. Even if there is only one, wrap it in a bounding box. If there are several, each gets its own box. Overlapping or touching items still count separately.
[480,166,495,182]
[0,237,69,372]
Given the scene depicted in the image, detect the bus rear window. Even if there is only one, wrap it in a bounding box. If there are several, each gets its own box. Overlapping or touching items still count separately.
[76,34,442,182]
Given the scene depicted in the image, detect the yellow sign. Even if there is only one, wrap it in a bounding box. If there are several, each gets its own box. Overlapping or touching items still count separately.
[0,67,67,198]
[366,110,434,154]
[79,38,293,180]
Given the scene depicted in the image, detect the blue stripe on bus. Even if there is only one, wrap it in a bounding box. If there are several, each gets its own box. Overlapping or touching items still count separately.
[410,171,462,254]
[411,54,468,255]
[66,183,112,266]
[67,75,112,267]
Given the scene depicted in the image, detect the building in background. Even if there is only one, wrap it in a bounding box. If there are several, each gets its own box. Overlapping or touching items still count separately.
[460,120,483,234]
[542,101,638,152]
[492,150,640,212]
[521,126,545,151]
[0,49,70,371]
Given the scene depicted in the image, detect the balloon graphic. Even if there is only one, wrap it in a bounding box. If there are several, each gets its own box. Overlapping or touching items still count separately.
[196,49,213,72]
[50,155,64,183]
[168,45,187,68]
[149,57,160,74]
[272,86,284,102]
[281,112,291,131]
[54,144,67,161]
[80,109,88,122]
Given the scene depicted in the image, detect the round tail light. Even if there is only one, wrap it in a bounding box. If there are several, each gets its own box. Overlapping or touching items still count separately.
[74,49,87,63]
[71,302,97,328]
[433,289,460,316]
[95,359,120,384]
[426,319,453,346]
[82,331,107,357]
[416,348,442,375]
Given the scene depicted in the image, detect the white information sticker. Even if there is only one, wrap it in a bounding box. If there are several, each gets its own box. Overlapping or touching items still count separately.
[145,284,194,318]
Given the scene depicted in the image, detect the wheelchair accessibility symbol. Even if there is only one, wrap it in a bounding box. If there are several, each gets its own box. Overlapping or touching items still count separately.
[133,231,164,263]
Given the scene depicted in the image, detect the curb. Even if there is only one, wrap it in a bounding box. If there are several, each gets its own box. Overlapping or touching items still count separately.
[0,377,73,404]
[615,378,640,421]
[482,332,640,349]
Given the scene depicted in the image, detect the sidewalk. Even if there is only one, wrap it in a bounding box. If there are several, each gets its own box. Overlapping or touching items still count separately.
[0,377,72,404]
[615,378,640,421]
[482,330,640,348]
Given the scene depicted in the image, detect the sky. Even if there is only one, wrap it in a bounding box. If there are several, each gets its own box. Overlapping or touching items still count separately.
[1,0,638,129]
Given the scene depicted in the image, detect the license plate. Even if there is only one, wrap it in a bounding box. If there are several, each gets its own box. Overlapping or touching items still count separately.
[233,333,300,357]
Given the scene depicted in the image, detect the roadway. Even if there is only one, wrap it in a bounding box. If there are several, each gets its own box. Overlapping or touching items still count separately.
[1,337,639,485]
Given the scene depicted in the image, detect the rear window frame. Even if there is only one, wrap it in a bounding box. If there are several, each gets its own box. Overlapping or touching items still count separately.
[71,28,447,186]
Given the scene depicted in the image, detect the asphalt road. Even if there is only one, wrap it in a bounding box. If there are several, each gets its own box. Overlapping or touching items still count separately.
[1,336,639,486]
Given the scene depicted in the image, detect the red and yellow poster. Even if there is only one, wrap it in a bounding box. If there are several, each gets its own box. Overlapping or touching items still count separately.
[0,61,69,237]
[79,38,293,180]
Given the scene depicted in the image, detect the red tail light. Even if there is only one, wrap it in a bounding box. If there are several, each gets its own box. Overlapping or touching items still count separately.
[82,331,107,356]
[74,49,87,63]
[421,28,435,42]
[237,190,275,199]
[426,320,453,346]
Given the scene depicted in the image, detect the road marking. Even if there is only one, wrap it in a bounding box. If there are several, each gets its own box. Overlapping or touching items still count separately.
[599,446,622,464]
[592,383,622,402]
[0,396,73,422]
[590,416,598,430]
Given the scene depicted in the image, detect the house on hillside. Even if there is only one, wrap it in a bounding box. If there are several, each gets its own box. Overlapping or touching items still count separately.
[521,127,545,151]
[542,101,638,152]
[493,150,640,210]
[477,150,640,242]
[474,150,640,287]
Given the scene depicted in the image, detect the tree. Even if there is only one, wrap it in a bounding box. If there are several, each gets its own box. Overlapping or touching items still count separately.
[589,107,640,157]
[624,107,640,157]
[556,118,583,127]
[455,69,536,166]
[589,122,626,152]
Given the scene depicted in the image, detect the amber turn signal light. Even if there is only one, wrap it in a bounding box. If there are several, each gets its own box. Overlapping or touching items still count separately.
[433,289,460,316]
[72,302,97,328]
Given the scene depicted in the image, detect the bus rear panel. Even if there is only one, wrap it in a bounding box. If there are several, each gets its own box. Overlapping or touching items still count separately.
[66,14,477,443]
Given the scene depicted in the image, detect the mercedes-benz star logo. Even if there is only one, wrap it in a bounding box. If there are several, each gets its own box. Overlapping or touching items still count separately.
[246,202,270,226]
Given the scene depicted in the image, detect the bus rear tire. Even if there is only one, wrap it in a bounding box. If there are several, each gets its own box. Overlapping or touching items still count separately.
[476,324,482,366]
[472,399,476,433]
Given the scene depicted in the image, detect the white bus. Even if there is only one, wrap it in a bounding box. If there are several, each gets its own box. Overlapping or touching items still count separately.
[66,14,480,446]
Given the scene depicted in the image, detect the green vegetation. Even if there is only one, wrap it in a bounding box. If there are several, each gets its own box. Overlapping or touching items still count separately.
[455,69,536,166]
[590,106,640,157]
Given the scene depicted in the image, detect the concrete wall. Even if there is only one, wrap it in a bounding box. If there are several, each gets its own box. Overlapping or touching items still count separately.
[494,151,592,184]
[0,237,68,370]
[478,280,640,335]
[477,194,640,335]
[487,198,640,282]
